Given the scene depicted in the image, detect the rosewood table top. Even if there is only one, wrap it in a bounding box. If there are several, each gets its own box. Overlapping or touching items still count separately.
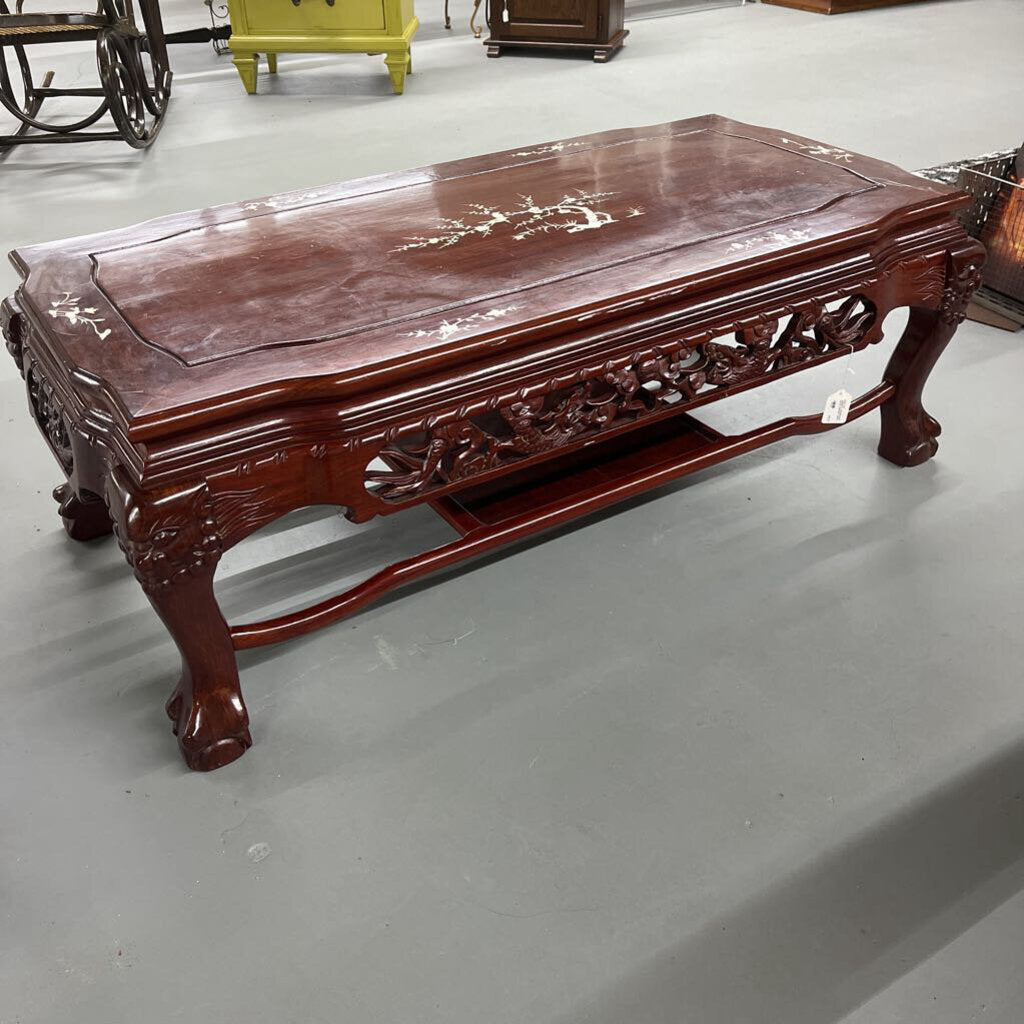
[3,116,984,771]
[11,115,959,444]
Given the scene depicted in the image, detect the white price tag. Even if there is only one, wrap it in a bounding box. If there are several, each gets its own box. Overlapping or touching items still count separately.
[821,388,852,425]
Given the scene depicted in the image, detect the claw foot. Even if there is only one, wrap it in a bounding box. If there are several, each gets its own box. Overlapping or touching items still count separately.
[166,683,252,771]
[878,409,941,467]
[53,483,113,541]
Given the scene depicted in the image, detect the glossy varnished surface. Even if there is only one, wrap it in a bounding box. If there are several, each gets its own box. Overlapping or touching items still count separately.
[2,114,984,770]
[10,116,961,438]
[94,130,871,364]
[5,9,1024,1012]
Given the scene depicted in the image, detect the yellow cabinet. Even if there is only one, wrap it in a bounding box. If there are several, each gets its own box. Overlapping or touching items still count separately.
[228,0,417,95]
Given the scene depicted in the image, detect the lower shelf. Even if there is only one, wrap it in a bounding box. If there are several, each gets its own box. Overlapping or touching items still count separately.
[230,382,893,650]
[430,413,722,533]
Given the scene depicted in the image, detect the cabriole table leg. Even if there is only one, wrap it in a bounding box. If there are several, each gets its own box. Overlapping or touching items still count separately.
[106,470,252,771]
[154,565,251,772]
[878,247,984,467]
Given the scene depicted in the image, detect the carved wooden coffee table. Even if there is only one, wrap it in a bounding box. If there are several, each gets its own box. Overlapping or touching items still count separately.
[2,116,983,771]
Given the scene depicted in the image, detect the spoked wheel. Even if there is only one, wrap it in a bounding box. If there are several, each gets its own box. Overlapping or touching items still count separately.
[137,34,171,117]
[95,26,167,149]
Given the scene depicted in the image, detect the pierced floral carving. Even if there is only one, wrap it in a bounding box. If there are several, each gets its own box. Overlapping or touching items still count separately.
[47,293,111,341]
[391,190,626,252]
[768,297,877,369]
[366,295,877,501]
[938,256,983,326]
[25,357,73,472]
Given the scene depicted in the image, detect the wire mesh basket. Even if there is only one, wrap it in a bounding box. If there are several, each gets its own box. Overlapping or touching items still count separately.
[956,148,1024,322]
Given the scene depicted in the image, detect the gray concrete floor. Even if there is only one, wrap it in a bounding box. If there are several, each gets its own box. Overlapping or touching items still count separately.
[2,1,1024,1021]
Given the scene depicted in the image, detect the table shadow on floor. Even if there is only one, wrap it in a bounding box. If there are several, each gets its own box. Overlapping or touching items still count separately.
[554,735,1024,1024]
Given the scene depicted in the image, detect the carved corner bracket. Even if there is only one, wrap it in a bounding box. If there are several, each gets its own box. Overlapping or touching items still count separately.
[106,471,281,594]
[106,476,219,593]
[938,251,984,326]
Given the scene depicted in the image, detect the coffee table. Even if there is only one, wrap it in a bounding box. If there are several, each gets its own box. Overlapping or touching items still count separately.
[2,116,984,771]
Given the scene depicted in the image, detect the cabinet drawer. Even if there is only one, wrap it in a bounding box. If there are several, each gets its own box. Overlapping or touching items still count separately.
[242,0,386,35]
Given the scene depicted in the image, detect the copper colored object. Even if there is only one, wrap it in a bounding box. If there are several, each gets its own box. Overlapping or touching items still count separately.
[956,149,1024,322]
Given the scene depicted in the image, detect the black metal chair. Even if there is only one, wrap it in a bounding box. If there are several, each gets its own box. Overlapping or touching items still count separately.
[0,0,171,149]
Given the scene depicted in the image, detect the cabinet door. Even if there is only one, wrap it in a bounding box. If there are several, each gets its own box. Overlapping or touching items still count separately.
[500,0,599,41]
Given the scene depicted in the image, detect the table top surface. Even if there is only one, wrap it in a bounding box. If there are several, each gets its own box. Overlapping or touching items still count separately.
[10,115,964,440]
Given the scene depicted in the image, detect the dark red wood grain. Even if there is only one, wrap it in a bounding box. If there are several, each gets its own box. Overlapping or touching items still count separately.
[3,116,985,770]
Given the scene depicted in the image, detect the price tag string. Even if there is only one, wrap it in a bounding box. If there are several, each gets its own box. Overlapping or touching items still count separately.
[821,340,857,426]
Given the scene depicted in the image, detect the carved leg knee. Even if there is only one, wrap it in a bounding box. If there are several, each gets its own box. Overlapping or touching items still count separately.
[53,483,113,541]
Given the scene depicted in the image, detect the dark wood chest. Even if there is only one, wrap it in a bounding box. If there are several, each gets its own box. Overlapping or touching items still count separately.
[484,0,627,61]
